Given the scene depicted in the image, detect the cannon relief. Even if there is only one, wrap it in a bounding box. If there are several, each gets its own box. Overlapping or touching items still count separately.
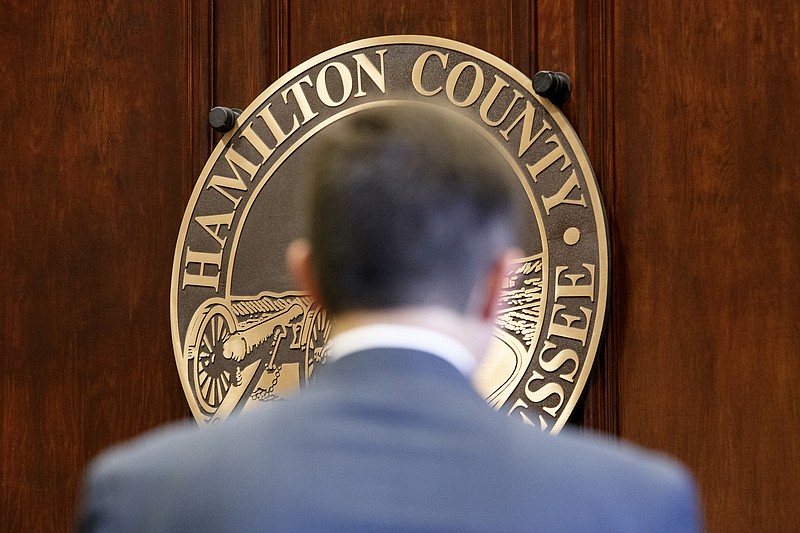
[184,291,329,424]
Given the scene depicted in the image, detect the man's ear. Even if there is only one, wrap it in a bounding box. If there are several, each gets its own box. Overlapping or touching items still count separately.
[478,247,523,321]
[286,239,325,306]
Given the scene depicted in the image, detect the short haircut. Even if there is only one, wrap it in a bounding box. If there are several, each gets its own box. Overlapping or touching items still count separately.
[307,106,519,315]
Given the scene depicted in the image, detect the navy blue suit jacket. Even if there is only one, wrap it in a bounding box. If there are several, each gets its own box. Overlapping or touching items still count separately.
[79,349,701,532]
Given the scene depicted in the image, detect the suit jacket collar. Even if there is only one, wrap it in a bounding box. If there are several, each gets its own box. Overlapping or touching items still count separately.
[326,323,477,376]
[313,347,479,399]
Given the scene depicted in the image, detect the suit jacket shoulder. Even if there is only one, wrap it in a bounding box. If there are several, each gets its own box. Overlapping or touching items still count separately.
[78,349,701,532]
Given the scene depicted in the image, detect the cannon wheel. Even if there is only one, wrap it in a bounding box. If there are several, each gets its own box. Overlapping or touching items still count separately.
[299,304,330,383]
[186,302,238,414]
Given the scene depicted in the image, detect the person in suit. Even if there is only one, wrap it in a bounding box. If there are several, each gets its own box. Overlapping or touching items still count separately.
[78,107,701,532]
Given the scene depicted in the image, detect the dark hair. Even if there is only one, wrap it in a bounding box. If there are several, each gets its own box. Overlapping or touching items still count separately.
[307,106,519,315]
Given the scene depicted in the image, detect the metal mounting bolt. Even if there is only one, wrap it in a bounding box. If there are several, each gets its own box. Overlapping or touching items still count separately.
[532,71,572,108]
[209,106,243,133]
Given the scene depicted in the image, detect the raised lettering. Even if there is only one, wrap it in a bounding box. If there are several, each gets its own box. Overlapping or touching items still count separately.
[411,50,448,97]
[194,212,234,249]
[445,61,484,107]
[500,102,552,158]
[281,75,318,124]
[316,62,353,107]
[206,147,258,208]
[480,75,524,127]
[353,50,387,97]
[548,304,592,346]
[542,169,586,214]
[508,398,542,429]
[182,248,223,290]
[555,264,596,301]
[257,104,299,148]
[538,341,579,382]
[523,370,564,417]
[525,134,572,182]
[238,123,275,162]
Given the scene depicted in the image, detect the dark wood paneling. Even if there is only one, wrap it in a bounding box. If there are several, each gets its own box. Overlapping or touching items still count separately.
[189,0,214,179]
[213,0,290,111]
[0,1,194,529]
[287,0,522,68]
[579,0,620,436]
[535,0,620,435]
[4,1,797,531]
[613,1,800,531]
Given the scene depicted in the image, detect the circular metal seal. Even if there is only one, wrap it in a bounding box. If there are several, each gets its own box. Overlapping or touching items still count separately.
[171,36,609,433]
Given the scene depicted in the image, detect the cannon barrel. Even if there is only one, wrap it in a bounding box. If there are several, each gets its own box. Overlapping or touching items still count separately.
[222,303,304,362]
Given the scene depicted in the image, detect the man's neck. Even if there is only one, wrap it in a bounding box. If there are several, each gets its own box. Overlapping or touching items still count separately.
[330,306,493,362]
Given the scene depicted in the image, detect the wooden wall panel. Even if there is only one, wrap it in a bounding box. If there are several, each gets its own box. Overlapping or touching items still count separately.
[0,1,196,529]
[4,0,796,531]
[189,1,214,180]
[535,0,620,435]
[287,0,526,71]
[612,0,800,531]
[213,0,289,112]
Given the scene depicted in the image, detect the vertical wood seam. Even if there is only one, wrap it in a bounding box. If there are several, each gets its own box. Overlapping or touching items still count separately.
[531,0,538,73]
[187,0,214,181]
[268,0,289,73]
[585,0,619,436]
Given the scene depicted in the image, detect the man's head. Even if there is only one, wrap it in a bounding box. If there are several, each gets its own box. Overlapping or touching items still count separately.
[288,106,520,321]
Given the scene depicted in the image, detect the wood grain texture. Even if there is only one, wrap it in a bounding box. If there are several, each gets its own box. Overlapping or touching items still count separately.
[213,0,289,111]
[533,0,620,435]
[189,0,214,180]
[7,1,797,531]
[0,1,193,529]
[612,0,800,530]
[578,0,619,436]
[287,0,517,67]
